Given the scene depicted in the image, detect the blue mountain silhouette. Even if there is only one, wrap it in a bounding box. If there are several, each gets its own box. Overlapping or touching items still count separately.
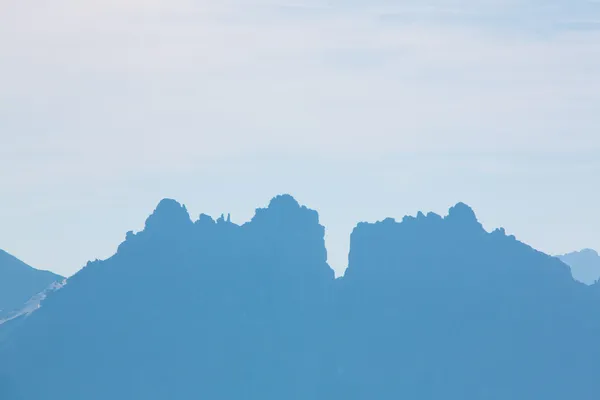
[1,196,599,399]
[335,202,599,399]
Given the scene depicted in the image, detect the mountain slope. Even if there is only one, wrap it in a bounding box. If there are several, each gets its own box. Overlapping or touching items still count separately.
[559,249,600,285]
[0,250,63,320]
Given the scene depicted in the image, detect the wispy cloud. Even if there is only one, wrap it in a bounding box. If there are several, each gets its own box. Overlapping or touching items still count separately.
[1,1,599,184]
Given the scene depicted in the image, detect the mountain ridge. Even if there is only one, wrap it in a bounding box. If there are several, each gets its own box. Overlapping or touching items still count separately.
[1,195,598,400]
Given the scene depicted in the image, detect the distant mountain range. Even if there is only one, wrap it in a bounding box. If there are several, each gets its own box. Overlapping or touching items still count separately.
[0,249,63,321]
[559,249,600,285]
[1,196,599,400]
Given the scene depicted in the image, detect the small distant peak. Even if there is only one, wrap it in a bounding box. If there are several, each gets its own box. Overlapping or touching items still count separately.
[416,211,426,219]
[560,249,599,258]
[144,198,192,232]
[580,249,599,257]
[445,202,483,229]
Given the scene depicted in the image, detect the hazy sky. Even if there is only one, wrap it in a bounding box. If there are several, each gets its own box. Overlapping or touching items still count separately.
[1,0,599,277]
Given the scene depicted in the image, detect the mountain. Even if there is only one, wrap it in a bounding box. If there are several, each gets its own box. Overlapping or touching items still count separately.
[334,203,600,399]
[559,249,600,285]
[0,195,335,400]
[0,249,63,320]
[1,197,600,399]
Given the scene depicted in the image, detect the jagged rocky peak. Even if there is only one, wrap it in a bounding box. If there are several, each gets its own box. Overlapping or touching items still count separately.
[251,194,321,228]
[491,227,517,240]
[117,199,194,251]
[246,195,331,277]
[354,202,480,234]
[401,210,442,224]
[345,202,490,280]
[445,202,483,230]
[196,213,216,226]
[143,198,193,233]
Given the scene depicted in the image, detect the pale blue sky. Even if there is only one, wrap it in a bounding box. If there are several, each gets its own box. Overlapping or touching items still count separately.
[1,0,599,276]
